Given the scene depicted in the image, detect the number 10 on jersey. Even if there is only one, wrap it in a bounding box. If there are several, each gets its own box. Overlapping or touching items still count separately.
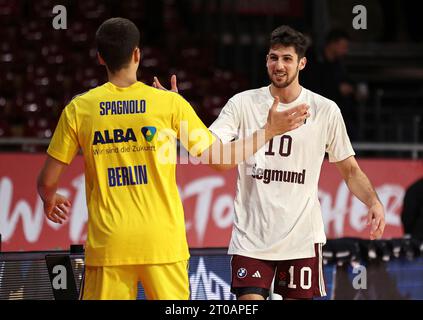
[265,135,292,157]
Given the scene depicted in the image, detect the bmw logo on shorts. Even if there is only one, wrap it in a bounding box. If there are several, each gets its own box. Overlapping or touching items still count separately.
[237,268,247,278]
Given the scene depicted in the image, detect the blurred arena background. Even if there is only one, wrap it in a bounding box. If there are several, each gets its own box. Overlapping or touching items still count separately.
[1,0,423,300]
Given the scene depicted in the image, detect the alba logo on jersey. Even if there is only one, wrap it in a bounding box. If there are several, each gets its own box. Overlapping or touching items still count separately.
[141,126,156,142]
[93,128,137,145]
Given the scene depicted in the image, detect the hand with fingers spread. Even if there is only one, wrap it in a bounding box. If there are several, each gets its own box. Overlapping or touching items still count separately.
[43,193,71,224]
[264,96,310,138]
[152,74,178,93]
[367,201,385,240]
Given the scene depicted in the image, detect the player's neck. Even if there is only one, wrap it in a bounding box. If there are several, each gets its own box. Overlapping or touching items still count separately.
[270,82,302,104]
[107,69,138,88]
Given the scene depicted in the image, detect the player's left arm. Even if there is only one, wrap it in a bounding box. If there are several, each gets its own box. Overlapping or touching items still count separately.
[335,155,385,240]
[37,155,71,224]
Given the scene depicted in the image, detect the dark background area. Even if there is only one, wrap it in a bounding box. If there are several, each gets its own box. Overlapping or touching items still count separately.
[1,0,423,154]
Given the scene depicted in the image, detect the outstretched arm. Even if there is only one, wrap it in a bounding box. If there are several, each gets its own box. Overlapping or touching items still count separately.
[201,97,309,170]
[153,75,310,170]
[335,156,385,240]
[37,156,71,224]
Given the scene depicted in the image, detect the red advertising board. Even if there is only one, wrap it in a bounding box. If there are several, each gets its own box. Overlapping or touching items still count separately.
[1,154,422,251]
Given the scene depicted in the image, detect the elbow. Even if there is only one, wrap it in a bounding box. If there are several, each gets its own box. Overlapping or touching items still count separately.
[344,164,360,184]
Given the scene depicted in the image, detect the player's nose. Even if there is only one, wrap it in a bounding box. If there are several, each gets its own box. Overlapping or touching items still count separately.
[275,59,285,70]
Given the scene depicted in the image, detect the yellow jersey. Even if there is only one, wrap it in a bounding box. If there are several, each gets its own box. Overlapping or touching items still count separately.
[47,81,215,266]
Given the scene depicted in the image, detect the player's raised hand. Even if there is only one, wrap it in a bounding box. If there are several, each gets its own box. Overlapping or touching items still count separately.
[367,202,385,240]
[152,74,178,93]
[43,193,71,224]
[264,96,310,137]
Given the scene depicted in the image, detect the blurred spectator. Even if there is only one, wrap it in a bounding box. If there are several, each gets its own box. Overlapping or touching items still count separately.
[302,29,358,140]
[401,177,423,240]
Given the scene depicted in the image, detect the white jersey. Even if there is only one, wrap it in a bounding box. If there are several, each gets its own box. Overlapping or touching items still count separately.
[209,86,355,260]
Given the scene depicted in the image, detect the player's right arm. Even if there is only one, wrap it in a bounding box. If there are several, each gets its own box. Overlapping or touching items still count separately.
[335,156,385,240]
[37,156,71,224]
[37,101,79,224]
[154,75,309,170]
[200,97,309,170]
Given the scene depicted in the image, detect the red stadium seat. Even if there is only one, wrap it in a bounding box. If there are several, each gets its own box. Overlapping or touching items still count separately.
[0,96,12,118]
[0,41,19,64]
[41,43,67,65]
[23,117,55,139]
[73,65,104,92]
[77,0,109,20]
[0,0,21,25]
[30,0,66,19]
[118,0,146,20]
[0,1,251,140]
[21,21,49,44]
[0,66,20,97]
[20,91,43,116]
[66,21,92,47]
[202,95,227,117]
[0,120,12,137]
[0,25,18,43]
[212,69,249,96]
[141,46,170,75]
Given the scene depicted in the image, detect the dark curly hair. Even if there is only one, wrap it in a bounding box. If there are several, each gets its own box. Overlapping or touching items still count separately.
[270,25,310,59]
[96,17,140,73]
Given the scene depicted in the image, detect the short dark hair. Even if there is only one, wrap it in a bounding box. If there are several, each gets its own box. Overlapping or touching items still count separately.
[270,25,310,59]
[325,28,350,45]
[95,17,140,73]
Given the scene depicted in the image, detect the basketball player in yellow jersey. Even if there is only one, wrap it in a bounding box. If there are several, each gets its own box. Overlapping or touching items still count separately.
[37,18,310,300]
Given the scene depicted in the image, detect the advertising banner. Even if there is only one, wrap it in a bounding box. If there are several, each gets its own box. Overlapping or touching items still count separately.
[1,154,422,251]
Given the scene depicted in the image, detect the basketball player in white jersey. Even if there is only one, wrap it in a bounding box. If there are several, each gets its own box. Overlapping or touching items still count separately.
[153,25,385,300]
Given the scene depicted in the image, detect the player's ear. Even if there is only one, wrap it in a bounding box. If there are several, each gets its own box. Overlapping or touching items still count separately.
[265,53,271,67]
[97,52,106,66]
[134,47,141,63]
[299,56,307,71]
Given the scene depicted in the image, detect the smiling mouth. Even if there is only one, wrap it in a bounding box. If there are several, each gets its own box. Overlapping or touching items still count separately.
[274,73,287,79]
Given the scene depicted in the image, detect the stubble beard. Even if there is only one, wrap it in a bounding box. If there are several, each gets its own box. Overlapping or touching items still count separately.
[269,65,299,89]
